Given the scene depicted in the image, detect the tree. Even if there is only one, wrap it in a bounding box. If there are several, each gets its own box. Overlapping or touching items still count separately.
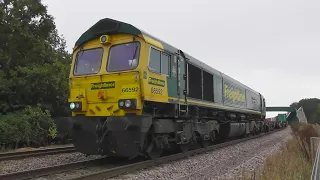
[0,0,71,117]
[290,98,320,124]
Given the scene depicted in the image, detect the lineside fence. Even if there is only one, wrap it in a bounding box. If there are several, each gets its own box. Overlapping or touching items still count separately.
[296,106,308,123]
[311,137,320,180]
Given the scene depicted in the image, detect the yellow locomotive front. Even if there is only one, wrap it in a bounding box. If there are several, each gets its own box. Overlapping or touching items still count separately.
[68,34,144,117]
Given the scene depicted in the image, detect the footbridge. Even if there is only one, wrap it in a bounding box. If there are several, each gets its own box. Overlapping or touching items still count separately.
[266,106,307,123]
[266,106,296,112]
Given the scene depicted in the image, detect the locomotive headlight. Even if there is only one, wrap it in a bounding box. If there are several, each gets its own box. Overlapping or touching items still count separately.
[125,100,131,107]
[100,35,111,44]
[69,102,82,111]
[101,36,107,42]
[118,99,137,109]
[70,103,75,109]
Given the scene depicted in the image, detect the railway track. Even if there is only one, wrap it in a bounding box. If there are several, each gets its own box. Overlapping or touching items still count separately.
[0,129,283,180]
[0,157,108,180]
[0,146,76,161]
[71,129,283,180]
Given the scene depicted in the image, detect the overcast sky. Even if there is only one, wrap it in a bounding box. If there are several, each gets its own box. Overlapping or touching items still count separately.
[42,0,320,118]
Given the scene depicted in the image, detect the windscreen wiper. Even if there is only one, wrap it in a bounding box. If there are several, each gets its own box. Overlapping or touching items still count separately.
[132,43,138,60]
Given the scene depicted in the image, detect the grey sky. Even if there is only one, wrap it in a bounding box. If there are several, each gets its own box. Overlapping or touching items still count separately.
[42,0,320,118]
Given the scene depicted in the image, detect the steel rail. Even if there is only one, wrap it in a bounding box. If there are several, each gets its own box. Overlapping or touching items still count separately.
[0,157,110,180]
[0,146,76,161]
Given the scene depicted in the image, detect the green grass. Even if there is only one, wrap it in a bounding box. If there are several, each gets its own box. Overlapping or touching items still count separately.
[241,123,320,180]
[258,138,312,180]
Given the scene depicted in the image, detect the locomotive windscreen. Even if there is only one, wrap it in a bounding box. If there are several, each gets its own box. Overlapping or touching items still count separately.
[107,42,140,72]
[73,47,103,76]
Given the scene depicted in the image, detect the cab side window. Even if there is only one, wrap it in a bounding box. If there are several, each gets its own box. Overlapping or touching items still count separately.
[149,48,161,73]
[149,47,171,76]
[161,53,170,75]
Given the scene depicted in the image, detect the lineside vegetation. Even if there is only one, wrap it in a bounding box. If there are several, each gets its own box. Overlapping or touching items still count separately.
[0,0,71,150]
[257,123,316,180]
[241,123,320,179]
[240,98,320,179]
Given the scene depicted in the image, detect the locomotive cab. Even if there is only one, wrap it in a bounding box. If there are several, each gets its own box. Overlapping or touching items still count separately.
[68,34,145,117]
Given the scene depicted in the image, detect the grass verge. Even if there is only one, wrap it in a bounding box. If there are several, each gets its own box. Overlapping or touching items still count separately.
[258,137,312,180]
[241,123,320,180]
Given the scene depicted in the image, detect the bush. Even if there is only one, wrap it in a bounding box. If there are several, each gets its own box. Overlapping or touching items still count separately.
[0,105,57,149]
[0,113,32,148]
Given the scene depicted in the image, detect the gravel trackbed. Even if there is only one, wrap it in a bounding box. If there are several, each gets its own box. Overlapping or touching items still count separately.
[0,128,291,180]
[109,128,292,180]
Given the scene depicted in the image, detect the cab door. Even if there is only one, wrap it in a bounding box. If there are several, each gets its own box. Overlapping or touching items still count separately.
[177,50,187,104]
[166,50,187,116]
[166,54,178,101]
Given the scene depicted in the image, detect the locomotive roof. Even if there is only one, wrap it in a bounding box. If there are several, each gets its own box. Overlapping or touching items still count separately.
[76,18,261,95]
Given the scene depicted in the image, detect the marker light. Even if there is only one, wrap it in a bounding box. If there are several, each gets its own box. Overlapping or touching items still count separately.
[98,91,105,99]
[119,101,124,107]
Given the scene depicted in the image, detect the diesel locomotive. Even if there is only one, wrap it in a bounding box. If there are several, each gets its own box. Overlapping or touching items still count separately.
[57,18,267,159]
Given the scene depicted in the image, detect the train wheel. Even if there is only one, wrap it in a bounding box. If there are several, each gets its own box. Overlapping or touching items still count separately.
[180,144,189,153]
[200,134,210,148]
[201,140,210,148]
[147,136,163,160]
[148,144,162,160]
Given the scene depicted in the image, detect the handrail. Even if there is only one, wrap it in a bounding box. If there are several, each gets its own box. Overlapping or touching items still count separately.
[311,143,320,180]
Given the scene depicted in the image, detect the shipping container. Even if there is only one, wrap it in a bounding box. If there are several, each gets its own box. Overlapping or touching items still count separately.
[277,113,287,122]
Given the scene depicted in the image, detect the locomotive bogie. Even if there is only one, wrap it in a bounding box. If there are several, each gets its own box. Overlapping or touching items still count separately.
[62,114,264,159]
